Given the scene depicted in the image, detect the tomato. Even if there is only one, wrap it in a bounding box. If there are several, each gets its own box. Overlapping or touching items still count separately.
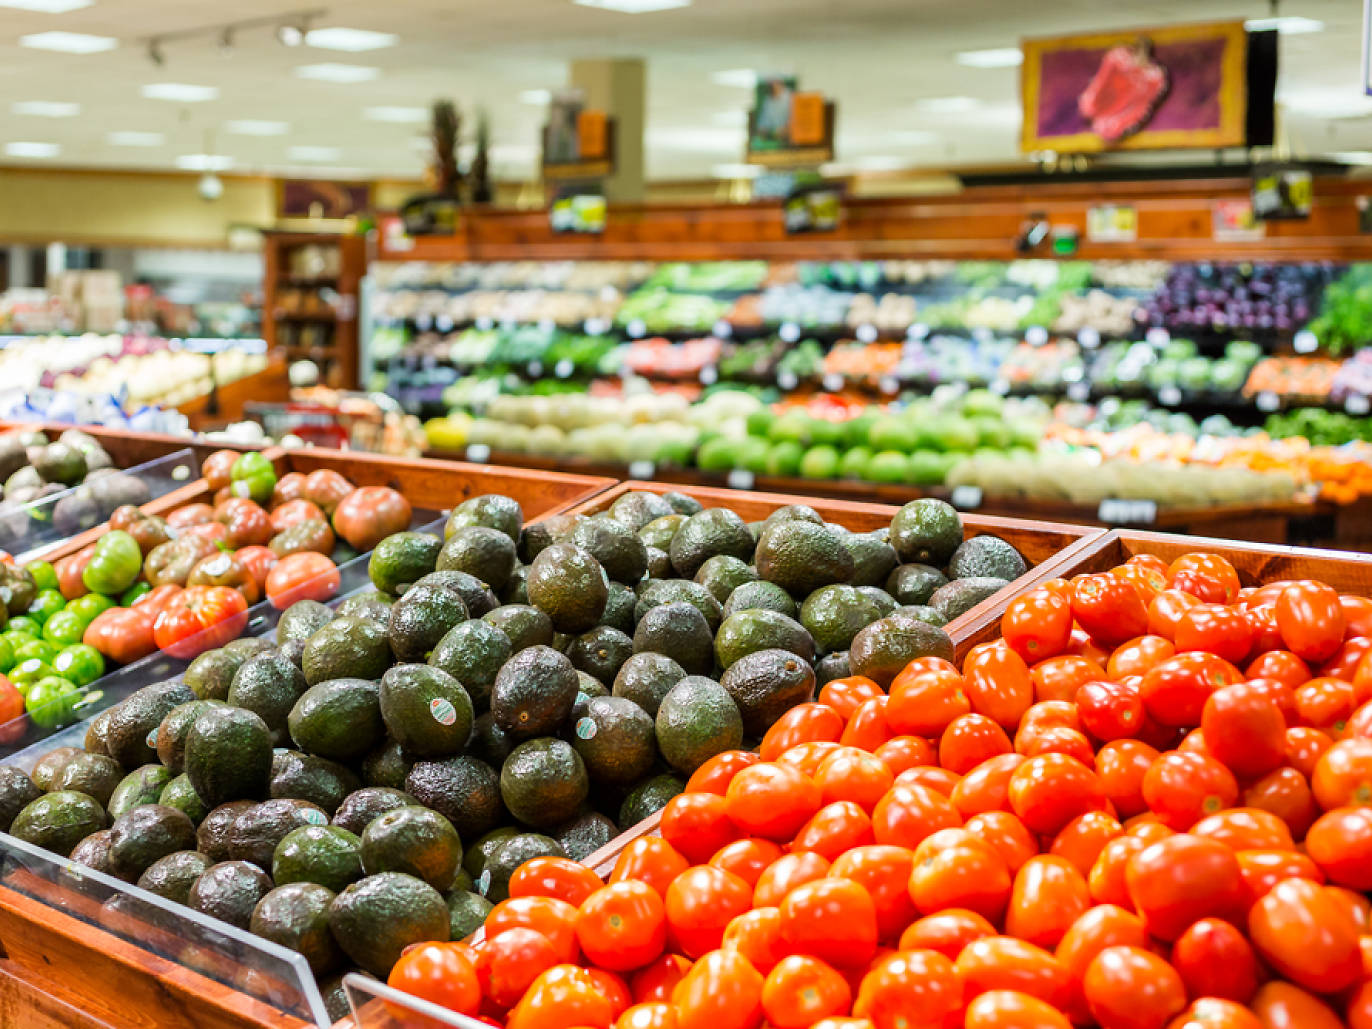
[1248,877,1362,994]
[228,452,277,506]
[886,665,969,737]
[269,498,326,534]
[610,837,689,898]
[1166,998,1263,1029]
[721,906,786,974]
[477,928,561,1010]
[777,741,841,777]
[1054,904,1149,1023]
[724,762,820,842]
[269,518,336,559]
[1083,945,1186,1029]
[1146,590,1200,648]
[1140,652,1241,727]
[899,909,995,961]
[938,714,1011,775]
[1094,739,1158,819]
[1017,700,1082,738]
[1293,677,1357,737]
[853,949,962,1029]
[1067,574,1145,647]
[1076,680,1148,743]
[816,676,883,721]
[1142,751,1238,831]
[0,677,23,728]
[1191,808,1293,851]
[166,503,213,529]
[964,810,1037,874]
[965,990,1071,1029]
[630,953,691,1003]
[1108,635,1176,679]
[152,585,249,660]
[1305,806,1372,889]
[760,704,844,761]
[1002,587,1073,663]
[1168,554,1241,603]
[671,949,764,1029]
[1174,604,1254,665]
[332,485,412,550]
[508,856,604,907]
[1276,582,1346,664]
[871,782,961,848]
[1312,736,1372,808]
[1088,836,1147,908]
[962,643,1033,728]
[711,838,784,886]
[615,1003,672,1029]
[1249,982,1345,1029]
[1007,753,1106,836]
[955,936,1070,1010]
[895,765,961,797]
[576,881,666,972]
[187,552,260,606]
[1242,767,1316,839]
[779,877,877,968]
[80,530,141,597]
[1031,654,1107,704]
[210,498,271,549]
[82,606,155,665]
[761,955,851,1028]
[128,583,181,623]
[686,750,760,795]
[1017,725,1094,764]
[1125,833,1244,940]
[792,801,874,861]
[1320,636,1372,682]
[485,896,580,964]
[661,793,738,864]
[387,941,481,1017]
[1286,726,1334,778]
[1201,682,1287,779]
[1004,855,1090,951]
[949,752,1024,818]
[264,552,340,609]
[839,697,892,752]
[819,845,908,944]
[1114,561,1167,603]
[1170,917,1260,1004]
[1050,810,1123,876]
[753,851,830,909]
[1236,848,1323,908]
[507,964,619,1029]
[663,865,752,958]
[873,736,936,776]
[908,827,1011,923]
[814,748,895,811]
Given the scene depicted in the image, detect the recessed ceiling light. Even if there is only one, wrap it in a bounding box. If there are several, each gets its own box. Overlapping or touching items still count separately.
[363,106,428,123]
[519,89,552,105]
[295,63,380,83]
[0,0,91,11]
[712,163,760,179]
[915,96,981,113]
[227,119,288,136]
[175,153,233,171]
[712,68,757,89]
[288,145,342,162]
[107,131,164,146]
[19,30,116,54]
[1245,16,1324,34]
[573,0,690,11]
[305,27,399,52]
[12,101,80,118]
[955,47,1023,68]
[142,82,219,102]
[5,142,61,158]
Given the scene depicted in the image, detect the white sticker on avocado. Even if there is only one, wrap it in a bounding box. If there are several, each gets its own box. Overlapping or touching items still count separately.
[575,692,590,707]
[430,698,457,726]
[477,869,491,896]
[575,717,597,740]
[302,809,327,825]
[146,729,158,749]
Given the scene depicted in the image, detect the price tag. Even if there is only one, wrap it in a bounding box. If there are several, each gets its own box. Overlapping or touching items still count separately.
[1256,391,1281,413]
[584,317,608,336]
[537,318,555,334]
[627,319,647,339]
[727,469,755,490]
[1077,327,1101,349]
[951,485,983,511]
[972,327,993,344]
[1293,330,1319,354]
[435,315,454,332]
[1097,499,1158,525]
[1145,326,1170,346]
[779,322,801,343]
[1025,326,1049,347]
[712,320,733,339]
[628,460,655,480]
[990,378,1011,396]
[527,361,544,378]
[777,370,799,391]
[1347,394,1371,416]
[414,314,433,331]
[856,323,878,344]
[878,375,900,395]
[822,373,845,392]
[554,359,574,379]
[475,316,494,331]
[599,285,619,302]
[1067,382,1090,402]
[907,323,930,341]
[699,365,719,385]
[465,443,492,463]
[1157,385,1182,407]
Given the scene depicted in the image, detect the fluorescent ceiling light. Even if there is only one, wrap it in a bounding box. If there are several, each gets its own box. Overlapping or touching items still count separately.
[0,0,91,11]
[107,130,164,146]
[295,63,380,83]
[915,96,981,113]
[305,27,398,51]
[712,68,757,89]
[519,89,552,105]
[890,129,938,144]
[175,153,233,171]
[288,145,342,162]
[1330,151,1372,165]
[142,82,219,102]
[363,106,427,123]
[573,0,690,11]
[1279,87,1372,119]
[227,119,288,136]
[646,126,744,151]
[852,155,911,171]
[12,100,80,117]
[5,142,61,158]
[712,163,760,179]
[19,30,116,53]
[956,47,1023,68]
[1245,16,1323,34]
[712,109,748,127]
[489,143,538,161]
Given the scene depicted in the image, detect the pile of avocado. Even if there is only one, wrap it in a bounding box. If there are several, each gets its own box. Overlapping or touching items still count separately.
[0,489,1027,1014]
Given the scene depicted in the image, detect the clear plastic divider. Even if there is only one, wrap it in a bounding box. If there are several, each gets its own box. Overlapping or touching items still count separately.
[344,972,483,1029]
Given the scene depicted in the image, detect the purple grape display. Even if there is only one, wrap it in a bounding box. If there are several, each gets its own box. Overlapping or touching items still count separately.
[1135,261,1341,333]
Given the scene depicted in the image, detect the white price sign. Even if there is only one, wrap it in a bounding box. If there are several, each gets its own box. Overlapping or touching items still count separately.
[465,443,492,464]
[1097,498,1158,525]
[950,485,983,511]
[626,319,647,338]
[712,320,733,339]
[856,323,878,344]
[822,373,845,392]
[628,460,655,480]
[435,315,454,332]
[1347,394,1371,416]
[726,469,755,491]
[1077,327,1101,349]
[475,316,494,331]
[1293,330,1319,354]
[1157,386,1182,407]
[777,370,800,391]
[779,322,801,343]
[699,365,719,385]
[907,323,930,341]
[1068,382,1091,403]
[990,378,1011,396]
[554,359,574,379]
[878,375,900,395]
[1256,391,1281,413]
[1145,327,1171,346]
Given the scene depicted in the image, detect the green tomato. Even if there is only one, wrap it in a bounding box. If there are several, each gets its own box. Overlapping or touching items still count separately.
[230,452,278,505]
[0,636,14,674]
[25,561,57,593]
[120,582,152,608]
[67,593,116,624]
[25,589,65,625]
[6,617,41,639]
[82,530,142,596]
[14,640,57,665]
[10,658,55,688]
[25,676,80,729]
[52,644,105,688]
[41,610,86,648]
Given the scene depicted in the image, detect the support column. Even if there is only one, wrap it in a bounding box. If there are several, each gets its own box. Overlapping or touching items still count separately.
[569,57,645,203]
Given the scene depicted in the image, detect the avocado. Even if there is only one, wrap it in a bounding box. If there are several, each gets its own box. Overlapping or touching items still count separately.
[566,626,633,684]
[619,774,685,829]
[644,546,671,578]
[501,567,529,605]
[608,490,675,531]
[553,811,617,862]
[638,514,685,550]
[890,498,963,567]
[0,766,41,831]
[481,833,564,903]
[159,774,209,824]
[499,738,589,829]
[269,750,359,815]
[360,806,462,892]
[800,584,883,654]
[328,872,450,977]
[362,740,413,790]
[228,651,308,745]
[252,882,341,975]
[108,804,196,880]
[446,889,494,939]
[722,580,798,620]
[52,752,124,807]
[184,706,273,809]
[526,543,609,634]
[570,696,656,788]
[815,651,852,685]
[446,494,522,544]
[463,826,519,881]
[761,504,823,531]
[332,788,415,837]
[185,648,254,702]
[491,645,578,740]
[417,570,498,618]
[437,526,517,593]
[104,680,196,768]
[274,825,363,893]
[368,532,443,597]
[754,519,854,596]
[896,604,947,627]
[288,679,384,762]
[30,747,79,791]
[655,677,743,774]
[714,608,815,670]
[156,700,230,774]
[720,648,817,736]
[386,583,469,664]
[379,664,474,758]
[403,755,504,843]
[634,579,723,632]
[570,516,649,586]
[107,764,174,820]
[466,713,515,769]
[858,587,898,617]
[277,600,337,644]
[318,973,358,1023]
[34,441,87,485]
[611,652,686,717]
[886,564,950,606]
[429,620,511,714]
[70,830,116,877]
[188,861,273,930]
[336,593,393,624]
[197,800,257,862]
[575,671,610,703]
[929,576,1011,621]
[849,612,955,686]
[302,616,392,687]
[660,491,702,516]
[138,850,212,905]
[600,583,637,635]
[84,712,115,759]
[948,535,1028,582]
[843,532,900,588]
[669,508,755,578]
[633,602,714,676]
[230,798,330,870]
[517,515,573,564]
[694,555,758,604]
[11,790,106,856]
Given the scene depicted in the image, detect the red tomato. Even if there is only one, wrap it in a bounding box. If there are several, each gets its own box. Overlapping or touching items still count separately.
[895,764,961,797]
[614,1003,672,1029]
[814,748,895,812]
[1031,654,1107,705]
[760,704,844,761]
[630,954,691,1005]
[885,665,969,738]
[166,503,213,529]
[131,582,184,621]
[1001,588,1073,662]
[871,782,961,849]
[1148,589,1202,641]
[506,964,621,1029]
[1096,739,1159,819]
[1248,877,1362,994]
[853,949,963,1029]
[873,736,936,776]
[1320,636,1372,682]
[1277,581,1346,664]
[828,845,914,944]
[387,941,480,1017]
[1140,652,1241,727]
[1054,905,1149,1023]
[508,856,603,908]
[663,865,752,959]
[949,752,1025,818]
[791,801,874,861]
[1125,833,1244,941]
[962,643,1033,728]
[1108,635,1176,679]
[1089,836,1148,908]
[966,989,1071,1029]
[816,676,883,721]
[1072,574,1149,646]
[1165,998,1262,1029]
[1190,807,1293,851]
[1050,810,1123,876]
[938,714,1011,775]
[576,881,666,972]
[264,552,340,609]
[964,810,1038,874]
[777,741,842,777]
[1247,649,1311,689]
[1235,848,1324,908]
[55,545,96,601]
[1248,982,1345,1029]
[686,750,760,795]
[899,908,996,961]
[1312,736,1372,809]
[1170,917,1260,1004]
[1114,562,1167,606]
[710,838,784,887]
[1004,855,1090,950]
[213,497,272,548]
[660,792,737,864]
[269,498,326,534]
[1083,945,1186,1029]
[332,485,411,551]
[1007,753,1107,836]
[1294,677,1358,736]
[300,468,353,514]
[1167,554,1241,605]
[672,950,765,1029]
[725,762,820,842]
[232,545,277,592]
[760,955,851,1028]
[82,606,156,665]
[720,907,785,974]
[955,936,1071,1010]
[908,828,1011,923]
[477,928,560,1010]
[610,837,689,898]
[485,896,579,964]
[1077,680,1148,742]
[1174,604,1254,665]
[1201,682,1287,779]
[1286,726,1334,779]
[1242,767,1317,840]
[752,851,830,910]
[1305,806,1372,889]
[1142,751,1238,832]
[779,877,877,968]
[152,585,249,659]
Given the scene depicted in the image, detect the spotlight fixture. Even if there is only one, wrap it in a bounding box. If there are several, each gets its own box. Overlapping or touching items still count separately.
[147,37,164,66]
[277,21,305,46]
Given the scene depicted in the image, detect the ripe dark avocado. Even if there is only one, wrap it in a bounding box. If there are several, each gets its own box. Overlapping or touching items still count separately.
[800,584,883,654]
[466,712,515,769]
[378,664,474,758]
[569,695,656,787]
[277,600,336,644]
[415,570,498,618]
[437,526,517,593]
[368,532,443,597]
[654,677,743,774]
[327,872,450,977]
[463,826,519,880]
[159,774,208,825]
[104,680,196,768]
[722,580,797,620]
[482,604,555,653]
[332,787,415,838]
[886,563,950,606]
[499,738,589,829]
[446,889,493,939]
[618,774,684,829]
[491,645,578,740]
[644,546,670,578]
[188,860,273,930]
[197,800,256,862]
[361,740,413,790]
[445,494,522,544]
[227,650,308,745]
[929,576,1011,622]
[608,490,675,531]
[428,619,511,712]
[156,699,230,774]
[0,766,41,832]
[720,648,817,736]
[889,498,963,567]
[849,611,955,686]
[386,582,468,664]
[84,711,115,759]
[252,882,341,975]
[571,516,648,585]
[405,756,504,842]
[10,790,107,857]
[858,586,898,617]
[714,608,815,670]
[948,534,1027,582]
[633,579,723,632]
[30,746,80,792]
[302,616,392,687]
[694,554,758,604]
[600,582,637,634]
[288,678,385,762]
[527,542,608,633]
[273,825,364,893]
[336,592,393,624]
[138,850,212,905]
[185,706,273,807]
[668,507,755,578]
[553,811,617,862]
[567,625,633,685]
[842,531,900,588]
[753,519,854,596]
[480,833,564,903]
[815,651,852,685]
[229,798,330,870]
[360,806,463,892]
[638,513,685,550]
[661,490,703,516]
[895,604,947,627]
[106,764,174,821]
[108,804,196,880]
[633,601,714,676]
[69,830,115,876]
[761,504,823,531]
[185,648,253,702]
[269,750,360,815]
[53,752,124,807]
[611,652,686,717]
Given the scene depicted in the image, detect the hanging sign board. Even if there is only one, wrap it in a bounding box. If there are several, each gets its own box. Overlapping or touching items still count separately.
[1252,166,1313,221]
[745,76,837,167]
[1086,204,1138,242]
[1212,198,1265,242]
[541,92,616,180]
